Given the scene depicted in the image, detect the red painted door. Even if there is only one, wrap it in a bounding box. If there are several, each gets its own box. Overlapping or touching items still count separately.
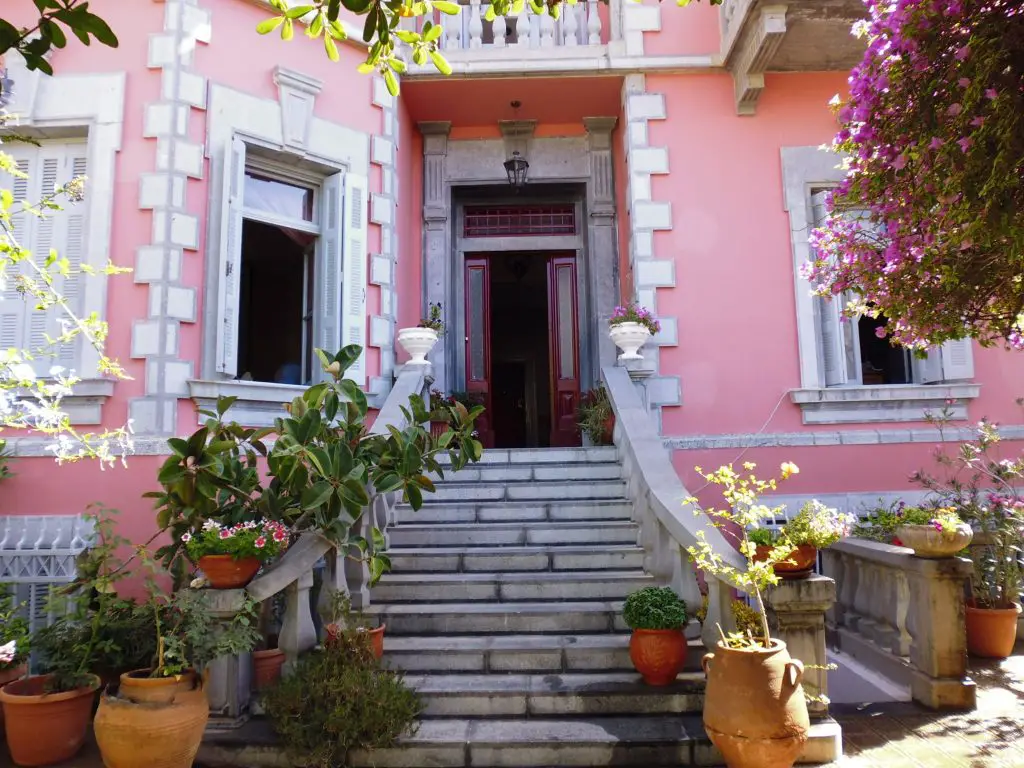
[464,256,495,448]
[547,255,581,447]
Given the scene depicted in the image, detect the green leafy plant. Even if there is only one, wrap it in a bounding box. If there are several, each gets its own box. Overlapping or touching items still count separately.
[747,528,779,547]
[0,589,30,669]
[686,461,803,649]
[622,587,688,631]
[263,635,421,768]
[852,499,906,543]
[731,600,761,638]
[417,302,444,333]
[183,519,289,562]
[576,386,613,446]
[782,500,854,549]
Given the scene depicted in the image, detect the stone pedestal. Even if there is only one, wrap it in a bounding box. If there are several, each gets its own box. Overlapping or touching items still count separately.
[203,589,252,730]
[765,575,836,716]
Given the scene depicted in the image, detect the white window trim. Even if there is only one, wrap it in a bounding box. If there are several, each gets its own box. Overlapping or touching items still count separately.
[2,51,125,423]
[199,83,370,421]
[780,146,980,425]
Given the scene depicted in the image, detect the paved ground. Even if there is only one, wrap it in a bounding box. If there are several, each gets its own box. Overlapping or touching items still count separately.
[828,642,1024,767]
[3,645,1022,767]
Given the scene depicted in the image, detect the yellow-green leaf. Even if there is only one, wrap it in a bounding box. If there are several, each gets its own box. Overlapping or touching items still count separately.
[357,62,377,74]
[325,33,340,61]
[384,68,400,96]
[429,50,452,75]
[308,14,324,37]
[329,19,348,39]
[286,4,316,17]
[256,16,285,35]
[433,0,461,14]
[282,18,295,40]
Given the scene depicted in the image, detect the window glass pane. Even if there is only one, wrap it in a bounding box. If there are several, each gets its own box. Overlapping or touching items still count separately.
[469,268,485,381]
[244,172,314,221]
[556,266,574,379]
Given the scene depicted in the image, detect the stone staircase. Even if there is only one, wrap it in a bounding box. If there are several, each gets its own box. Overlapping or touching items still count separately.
[358,446,725,767]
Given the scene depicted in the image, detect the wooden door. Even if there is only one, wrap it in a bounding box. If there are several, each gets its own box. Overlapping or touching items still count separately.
[547,255,581,447]
[464,256,495,448]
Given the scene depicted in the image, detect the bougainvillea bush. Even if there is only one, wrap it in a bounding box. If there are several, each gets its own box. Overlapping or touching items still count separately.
[805,0,1024,350]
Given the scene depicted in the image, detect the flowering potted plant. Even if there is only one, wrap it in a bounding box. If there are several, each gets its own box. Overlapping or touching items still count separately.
[622,587,688,686]
[398,302,444,365]
[0,593,30,732]
[183,519,289,589]
[577,386,614,446]
[609,302,660,361]
[892,506,973,559]
[750,499,854,579]
[324,592,385,659]
[687,461,810,768]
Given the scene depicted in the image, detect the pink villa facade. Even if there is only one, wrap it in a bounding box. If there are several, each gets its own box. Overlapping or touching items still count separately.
[1,0,1023,544]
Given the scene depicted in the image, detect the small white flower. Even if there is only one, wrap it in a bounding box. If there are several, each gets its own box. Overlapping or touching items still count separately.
[202,520,222,531]
[0,640,17,665]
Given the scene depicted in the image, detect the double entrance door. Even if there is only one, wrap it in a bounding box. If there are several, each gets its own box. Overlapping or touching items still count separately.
[463,251,581,449]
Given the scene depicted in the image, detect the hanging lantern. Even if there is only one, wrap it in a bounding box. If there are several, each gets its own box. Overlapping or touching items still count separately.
[503,150,529,189]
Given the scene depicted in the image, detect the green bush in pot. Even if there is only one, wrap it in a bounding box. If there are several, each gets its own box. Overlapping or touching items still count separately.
[622,586,689,686]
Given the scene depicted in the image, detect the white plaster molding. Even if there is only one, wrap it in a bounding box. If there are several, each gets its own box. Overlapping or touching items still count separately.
[664,424,1024,450]
[188,379,304,428]
[273,66,323,153]
[199,83,370,381]
[11,379,115,427]
[780,145,849,390]
[404,52,721,79]
[790,384,981,425]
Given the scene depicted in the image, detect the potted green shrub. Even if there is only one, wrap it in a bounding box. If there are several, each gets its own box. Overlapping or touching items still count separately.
[622,586,688,686]
[324,592,385,659]
[749,499,854,579]
[263,630,421,768]
[687,461,810,768]
[0,591,30,732]
[577,386,614,446]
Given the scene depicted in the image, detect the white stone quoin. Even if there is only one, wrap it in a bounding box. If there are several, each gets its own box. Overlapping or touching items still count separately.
[609,322,650,361]
[397,327,440,365]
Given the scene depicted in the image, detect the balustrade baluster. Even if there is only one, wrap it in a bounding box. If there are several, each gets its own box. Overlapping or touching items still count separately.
[528,13,541,48]
[493,12,507,47]
[444,11,462,50]
[562,2,578,46]
[316,548,350,630]
[506,1,522,45]
[587,0,602,44]
[279,570,317,667]
[540,10,555,47]
[468,0,484,48]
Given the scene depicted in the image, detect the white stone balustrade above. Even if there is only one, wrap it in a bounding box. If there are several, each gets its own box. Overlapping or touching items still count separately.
[822,538,976,710]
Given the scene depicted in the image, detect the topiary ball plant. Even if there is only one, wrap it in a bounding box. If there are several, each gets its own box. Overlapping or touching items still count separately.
[623,587,689,630]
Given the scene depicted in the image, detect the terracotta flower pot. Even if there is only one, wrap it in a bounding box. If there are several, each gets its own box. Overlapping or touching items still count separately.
[0,663,27,731]
[0,674,99,767]
[702,639,809,768]
[895,523,973,558]
[326,623,386,659]
[754,544,818,580]
[94,669,209,768]
[965,600,1022,659]
[430,420,449,439]
[198,554,261,589]
[252,648,286,690]
[629,628,687,686]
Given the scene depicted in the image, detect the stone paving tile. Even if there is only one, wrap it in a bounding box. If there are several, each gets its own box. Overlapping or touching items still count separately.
[827,642,1024,768]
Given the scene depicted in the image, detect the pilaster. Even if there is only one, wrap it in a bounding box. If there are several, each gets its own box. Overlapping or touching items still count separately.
[419,121,453,394]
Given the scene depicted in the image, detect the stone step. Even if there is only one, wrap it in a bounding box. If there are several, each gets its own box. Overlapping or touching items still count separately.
[436,446,619,466]
[428,480,629,504]
[396,500,634,525]
[430,462,623,484]
[387,521,639,548]
[383,633,636,673]
[388,544,646,573]
[405,672,705,718]
[366,600,628,635]
[374,571,653,602]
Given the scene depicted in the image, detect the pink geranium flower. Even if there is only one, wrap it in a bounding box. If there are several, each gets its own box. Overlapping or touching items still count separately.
[255,536,266,549]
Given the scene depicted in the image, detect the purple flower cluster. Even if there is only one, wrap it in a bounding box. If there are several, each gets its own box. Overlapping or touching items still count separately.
[803,0,1024,349]
[610,302,661,335]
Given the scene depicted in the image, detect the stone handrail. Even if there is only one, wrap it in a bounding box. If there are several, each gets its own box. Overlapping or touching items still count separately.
[602,364,746,649]
[243,365,429,666]
[822,537,975,709]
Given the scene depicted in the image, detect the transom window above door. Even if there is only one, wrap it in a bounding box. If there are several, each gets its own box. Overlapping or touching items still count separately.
[213,136,368,387]
[463,204,577,238]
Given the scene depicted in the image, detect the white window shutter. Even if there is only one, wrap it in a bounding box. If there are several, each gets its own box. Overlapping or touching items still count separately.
[0,154,34,357]
[215,136,246,376]
[915,349,944,384]
[315,172,344,381]
[56,150,87,372]
[817,295,847,386]
[940,339,974,381]
[810,190,830,227]
[341,172,368,386]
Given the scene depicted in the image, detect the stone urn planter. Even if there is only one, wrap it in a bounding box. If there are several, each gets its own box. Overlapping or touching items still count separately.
[198,554,261,589]
[754,544,818,580]
[965,600,1022,659]
[895,523,973,558]
[609,321,650,361]
[701,639,809,768]
[397,327,439,365]
[94,669,209,768]
[0,674,100,767]
[629,629,687,686]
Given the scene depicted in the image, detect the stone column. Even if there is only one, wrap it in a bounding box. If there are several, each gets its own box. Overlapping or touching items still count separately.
[584,117,620,375]
[765,574,836,717]
[203,589,252,729]
[420,121,452,394]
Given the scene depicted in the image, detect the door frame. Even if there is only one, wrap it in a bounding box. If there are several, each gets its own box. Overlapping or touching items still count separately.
[449,187,594,400]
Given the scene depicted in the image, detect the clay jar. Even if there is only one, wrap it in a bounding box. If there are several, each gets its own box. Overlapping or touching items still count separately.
[629,629,687,686]
[702,639,809,768]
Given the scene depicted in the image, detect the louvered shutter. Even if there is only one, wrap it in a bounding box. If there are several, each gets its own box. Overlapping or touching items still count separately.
[818,295,847,386]
[0,154,33,356]
[340,173,368,386]
[940,339,974,381]
[315,172,344,382]
[215,136,246,376]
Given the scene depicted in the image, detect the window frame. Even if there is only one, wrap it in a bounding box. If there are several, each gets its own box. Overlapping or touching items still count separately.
[781,146,980,425]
